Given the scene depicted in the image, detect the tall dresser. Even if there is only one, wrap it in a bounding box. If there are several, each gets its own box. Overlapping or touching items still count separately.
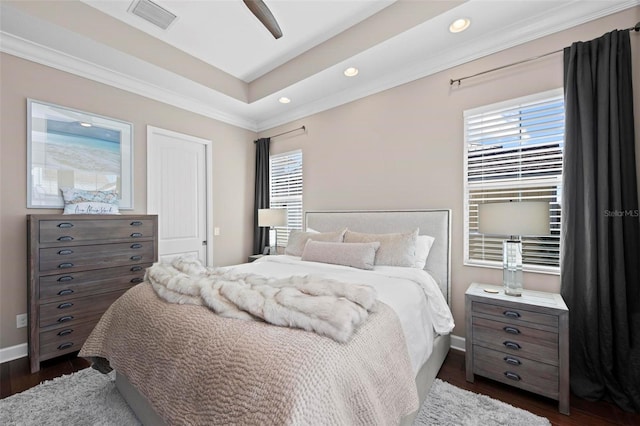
[27,214,158,373]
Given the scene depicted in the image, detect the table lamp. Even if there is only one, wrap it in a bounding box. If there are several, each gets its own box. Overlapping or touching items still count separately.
[478,201,549,296]
[258,208,287,255]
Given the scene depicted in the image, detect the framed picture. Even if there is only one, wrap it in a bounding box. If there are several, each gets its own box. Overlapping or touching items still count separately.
[27,99,133,209]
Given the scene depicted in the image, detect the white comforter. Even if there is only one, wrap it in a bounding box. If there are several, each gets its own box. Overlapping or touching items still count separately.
[224,255,455,374]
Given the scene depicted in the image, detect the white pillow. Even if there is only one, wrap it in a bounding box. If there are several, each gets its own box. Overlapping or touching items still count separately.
[414,235,436,269]
[344,229,418,267]
[301,240,380,270]
[60,187,120,215]
[285,228,346,256]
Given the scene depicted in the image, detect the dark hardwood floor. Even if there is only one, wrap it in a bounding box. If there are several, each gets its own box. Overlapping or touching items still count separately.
[2,349,639,425]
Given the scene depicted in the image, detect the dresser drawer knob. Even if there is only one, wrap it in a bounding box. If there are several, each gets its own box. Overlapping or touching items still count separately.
[504,371,521,381]
[57,342,74,350]
[130,277,144,284]
[130,243,143,249]
[504,356,521,366]
[503,310,521,318]
[58,249,74,255]
[131,266,143,272]
[503,326,520,335]
[57,302,74,309]
[57,223,74,228]
[57,236,74,242]
[58,263,74,269]
[503,341,521,350]
[57,276,74,282]
[130,232,143,238]
[57,289,74,296]
[130,221,143,226]
[130,255,142,261]
[58,315,74,323]
[57,329,73,336]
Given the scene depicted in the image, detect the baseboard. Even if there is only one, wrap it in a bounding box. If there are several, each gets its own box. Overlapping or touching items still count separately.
[0,343,27,364]
[450,334,465,352]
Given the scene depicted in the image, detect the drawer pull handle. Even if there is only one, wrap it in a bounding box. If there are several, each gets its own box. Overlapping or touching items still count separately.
[503,341,521,350]
[58,263,74,269]
[57,289,74,296]
[57,302,74,309]
[57,329,73,336]
[130,255,142,261]
[57,223,74,228]
[504,356,521,366]
[131,243,143,249]
[57,236,74,242]
[130,277,144,284]
[57,342,74,350]
[130,221,143,226]
[503,310,521,319]
[504,371,521,381]
[131,266,143,272]
[58,249,74,255]
[503,326,520,335]
[130,232,143,238]
[57,276,74,282]
[58,315,74,323]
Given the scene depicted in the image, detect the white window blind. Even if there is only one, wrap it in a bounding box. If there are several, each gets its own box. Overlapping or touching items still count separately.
[270,150,303,247]
[464,89,564,272]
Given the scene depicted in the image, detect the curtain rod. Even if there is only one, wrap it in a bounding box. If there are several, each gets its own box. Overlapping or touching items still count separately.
[255,125,306,142]
[450,22,640,86]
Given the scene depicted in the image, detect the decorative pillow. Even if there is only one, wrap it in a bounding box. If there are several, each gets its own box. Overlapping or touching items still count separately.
[60,187,120,215]
[414,235,436,269]
[285,228,346,256]
[344,228,419,267]
[301,240,380,270]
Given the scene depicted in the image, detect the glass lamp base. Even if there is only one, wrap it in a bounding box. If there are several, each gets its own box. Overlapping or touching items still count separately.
[503,239,523,297]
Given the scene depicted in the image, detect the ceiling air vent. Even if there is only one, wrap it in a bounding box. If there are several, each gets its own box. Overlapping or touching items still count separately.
[128,0,177,30]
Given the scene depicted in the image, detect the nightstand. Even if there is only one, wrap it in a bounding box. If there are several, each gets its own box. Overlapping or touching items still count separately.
[248,254,265,263]
[465,283,569,415]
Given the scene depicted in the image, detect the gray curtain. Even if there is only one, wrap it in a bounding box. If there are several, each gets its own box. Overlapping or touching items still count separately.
[253,138,270,255]
[561,29,640,412]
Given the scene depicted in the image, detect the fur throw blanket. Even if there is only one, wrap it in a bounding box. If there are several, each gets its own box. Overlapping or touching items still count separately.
[145,256,378,342]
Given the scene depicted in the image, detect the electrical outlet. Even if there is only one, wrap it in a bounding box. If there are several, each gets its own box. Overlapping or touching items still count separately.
[16,313,27,328]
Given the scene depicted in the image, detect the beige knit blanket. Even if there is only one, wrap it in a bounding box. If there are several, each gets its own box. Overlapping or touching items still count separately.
[80,283,419,425]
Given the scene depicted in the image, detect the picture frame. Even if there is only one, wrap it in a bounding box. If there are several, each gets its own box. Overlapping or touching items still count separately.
[27,99,133,209]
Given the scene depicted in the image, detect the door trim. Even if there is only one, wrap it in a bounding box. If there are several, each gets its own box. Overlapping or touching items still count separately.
[146,125,214,266]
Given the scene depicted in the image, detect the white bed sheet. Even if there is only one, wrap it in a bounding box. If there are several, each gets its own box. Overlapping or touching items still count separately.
[223,255,454,374]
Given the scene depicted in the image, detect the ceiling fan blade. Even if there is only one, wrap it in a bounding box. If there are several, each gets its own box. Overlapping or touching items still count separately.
[243,0,282,39]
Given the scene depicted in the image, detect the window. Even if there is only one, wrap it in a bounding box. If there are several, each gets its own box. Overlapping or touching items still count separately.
[464,89,564,272]
[270,150,303,247]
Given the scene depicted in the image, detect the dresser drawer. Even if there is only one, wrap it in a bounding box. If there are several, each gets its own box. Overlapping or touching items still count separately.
[38,290,127,328]
[473,345,559,399]
[39,218,155,244]
[39,321,98,359]
[472,301,558,328]
[39,263,151,301]
[39,242,154,273]
[473,316,558,364]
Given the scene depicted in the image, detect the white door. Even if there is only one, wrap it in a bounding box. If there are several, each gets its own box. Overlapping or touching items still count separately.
[147,126,213,265]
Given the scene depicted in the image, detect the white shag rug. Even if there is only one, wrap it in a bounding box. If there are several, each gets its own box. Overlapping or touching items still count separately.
[0,368,550,425]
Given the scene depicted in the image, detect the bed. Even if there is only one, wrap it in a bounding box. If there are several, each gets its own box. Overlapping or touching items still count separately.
[79,209,453,425]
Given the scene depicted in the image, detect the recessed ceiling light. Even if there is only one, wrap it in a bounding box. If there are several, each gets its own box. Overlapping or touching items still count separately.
[344,67,359,77]
[449,18,470,33]
[278,97,291,104]
[79,122,92,127]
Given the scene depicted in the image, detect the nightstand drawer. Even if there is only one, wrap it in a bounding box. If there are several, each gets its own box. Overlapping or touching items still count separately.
[472,301,558,328]
[473,345,559,399]
[473,316,558,364]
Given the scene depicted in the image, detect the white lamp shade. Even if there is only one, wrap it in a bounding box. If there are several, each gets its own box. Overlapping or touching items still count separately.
[478,201,549,236]
[258,208,287,227]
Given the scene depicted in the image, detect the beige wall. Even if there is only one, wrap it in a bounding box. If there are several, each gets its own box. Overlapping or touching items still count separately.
[0,54,256,349]
[265,9,640,338]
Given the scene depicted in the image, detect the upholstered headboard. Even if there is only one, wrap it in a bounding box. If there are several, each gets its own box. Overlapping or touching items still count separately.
[304,210,452,304]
